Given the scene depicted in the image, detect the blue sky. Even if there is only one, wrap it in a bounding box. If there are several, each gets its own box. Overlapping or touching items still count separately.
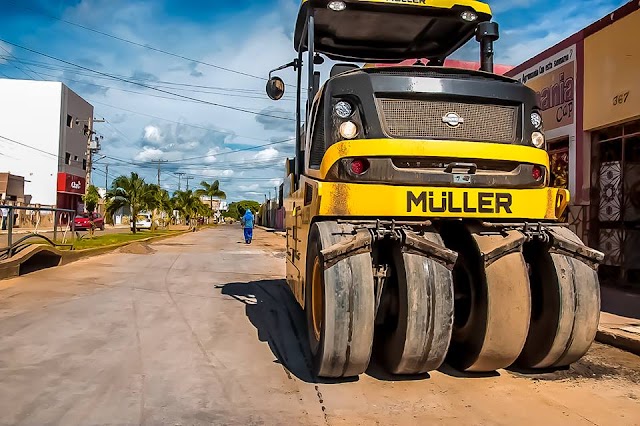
[0,0,630,201]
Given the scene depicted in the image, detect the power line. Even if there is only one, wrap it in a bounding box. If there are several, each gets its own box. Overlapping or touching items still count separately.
[15,68,295,115]
[0,45,39,80]
[0,134,60,159]
[0,55,302,100]
[91,99,292,144]
[8,1,268,82]
[102,154,289,169]
[16,66,296,103]
[163,138,294,163]
[0,39,296,122]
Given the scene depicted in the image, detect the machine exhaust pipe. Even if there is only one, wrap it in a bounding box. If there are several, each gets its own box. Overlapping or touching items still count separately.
[476,22,499,73]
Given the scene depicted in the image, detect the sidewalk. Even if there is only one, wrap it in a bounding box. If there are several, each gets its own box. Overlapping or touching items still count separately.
[597,312,640,356]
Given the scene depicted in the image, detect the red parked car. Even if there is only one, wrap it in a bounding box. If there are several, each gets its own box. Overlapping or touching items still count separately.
[74,212,105,231]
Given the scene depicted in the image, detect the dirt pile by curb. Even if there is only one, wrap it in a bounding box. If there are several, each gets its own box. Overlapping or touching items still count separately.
[118,242,156,255]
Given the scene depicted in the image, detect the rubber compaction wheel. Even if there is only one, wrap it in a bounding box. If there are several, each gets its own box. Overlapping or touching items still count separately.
[517,227,601,369]
[305,221,375,378]
[445,226,531,372]
[379,232,454,375]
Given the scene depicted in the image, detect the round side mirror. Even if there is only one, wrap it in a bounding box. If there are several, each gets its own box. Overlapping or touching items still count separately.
[266,76,285,101]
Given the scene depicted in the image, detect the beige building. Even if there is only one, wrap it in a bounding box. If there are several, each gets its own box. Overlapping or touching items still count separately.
[507,1,640,287]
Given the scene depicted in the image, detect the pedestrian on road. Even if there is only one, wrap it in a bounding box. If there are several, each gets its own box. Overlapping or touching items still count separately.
[241,209,255,244]
[0,206,8,231]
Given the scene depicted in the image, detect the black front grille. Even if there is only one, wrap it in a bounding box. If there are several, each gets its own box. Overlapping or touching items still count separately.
[309,99,325,168]
[377,98,519,144]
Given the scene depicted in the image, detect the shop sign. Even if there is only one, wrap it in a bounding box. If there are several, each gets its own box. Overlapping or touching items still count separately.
[513,45,576,138]
[57,173,86,194]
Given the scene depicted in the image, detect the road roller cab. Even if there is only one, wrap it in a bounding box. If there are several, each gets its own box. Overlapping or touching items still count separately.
[266,0,604,378]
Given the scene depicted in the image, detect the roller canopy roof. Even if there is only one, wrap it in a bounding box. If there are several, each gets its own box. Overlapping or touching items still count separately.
[294,0,492,62]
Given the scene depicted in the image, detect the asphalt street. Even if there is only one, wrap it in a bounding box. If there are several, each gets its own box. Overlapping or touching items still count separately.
[0,226,638,425]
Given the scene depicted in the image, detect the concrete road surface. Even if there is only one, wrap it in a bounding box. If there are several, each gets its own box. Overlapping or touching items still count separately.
[0,226,639,425]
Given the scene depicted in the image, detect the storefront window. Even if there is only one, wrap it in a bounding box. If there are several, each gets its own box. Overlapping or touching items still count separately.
[594,124,624,142]
[548,138,569,189]
[592,118,640,287]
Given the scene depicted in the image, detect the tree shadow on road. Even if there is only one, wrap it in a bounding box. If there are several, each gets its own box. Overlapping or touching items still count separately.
[218,279,357,385]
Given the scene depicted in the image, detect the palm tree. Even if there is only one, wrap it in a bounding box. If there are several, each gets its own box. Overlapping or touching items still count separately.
[171,190,205,228]
[195,180,226,221]
[156,189,174,227]
[106,173,158,234]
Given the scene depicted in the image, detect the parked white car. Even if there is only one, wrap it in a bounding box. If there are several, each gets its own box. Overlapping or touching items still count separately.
[130,213,152,230]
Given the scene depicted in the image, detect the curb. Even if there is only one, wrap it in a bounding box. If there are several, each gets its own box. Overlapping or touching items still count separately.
[256,225,286,237]
[0,230,191,281]
[596,328,640,356]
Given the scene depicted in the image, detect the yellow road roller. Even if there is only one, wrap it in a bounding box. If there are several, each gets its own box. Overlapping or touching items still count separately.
[266,0,604,378]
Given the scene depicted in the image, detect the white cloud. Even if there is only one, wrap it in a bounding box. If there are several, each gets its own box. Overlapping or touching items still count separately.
[135,146,164,161]
[202,148,219,164]
[143,125,162,143]
[254,147,280,161]
[238,183,260,192]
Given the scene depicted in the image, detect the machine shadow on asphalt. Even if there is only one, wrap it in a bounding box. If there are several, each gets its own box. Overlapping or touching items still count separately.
[218,278,513,383]
[218,279,357,385]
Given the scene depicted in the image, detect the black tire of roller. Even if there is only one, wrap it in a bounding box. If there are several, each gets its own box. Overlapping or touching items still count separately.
[446,229,531,372]
[517,227,601,369]
[380,234,454,374]
[305,221,375,378]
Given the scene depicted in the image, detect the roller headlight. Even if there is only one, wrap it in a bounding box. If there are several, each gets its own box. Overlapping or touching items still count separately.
[461,11,478,22]
[328,1,346,11]
[334,101,353,118]
[532,131,545,148]
[339,121,358,139]
[531,111,543,130]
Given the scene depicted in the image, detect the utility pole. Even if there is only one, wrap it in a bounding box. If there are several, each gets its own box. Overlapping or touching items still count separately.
[104,164,109,190]
[150,160,168,187]
[185,176,194,191]
[79,117,105,193]
[175,172,186,191]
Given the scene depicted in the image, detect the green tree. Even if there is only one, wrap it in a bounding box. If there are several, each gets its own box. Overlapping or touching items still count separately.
[195,180,226,220]
[156,189,174,227]
[171,190,206,228]
[222,200,260,220]
[83,185,101,213]
[106,173,158,234]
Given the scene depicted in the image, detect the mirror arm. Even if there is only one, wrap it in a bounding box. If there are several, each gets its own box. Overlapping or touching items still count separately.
[268,59,300,79]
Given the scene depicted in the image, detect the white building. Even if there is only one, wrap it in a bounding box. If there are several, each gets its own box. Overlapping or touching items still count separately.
[0,79,93,212]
